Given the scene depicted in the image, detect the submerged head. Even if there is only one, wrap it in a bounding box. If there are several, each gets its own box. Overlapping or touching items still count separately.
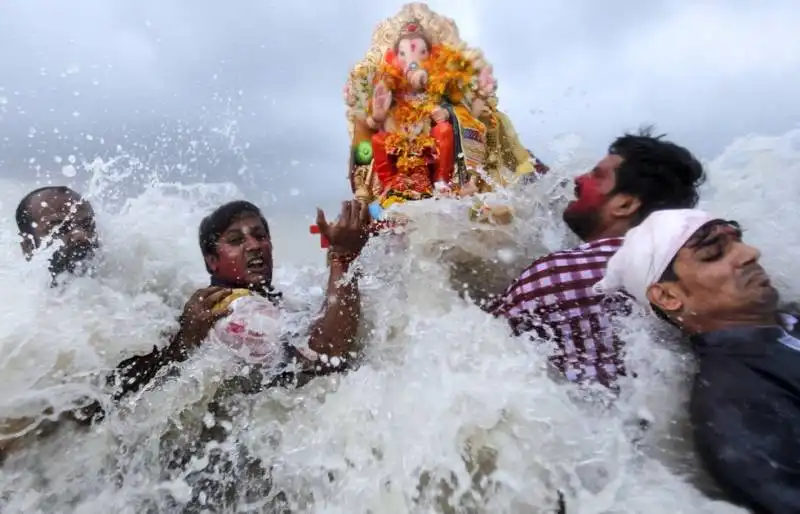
[199,200,273,290]
[597,209,779,334]
[16,186,98,276]
[563,128,706,242]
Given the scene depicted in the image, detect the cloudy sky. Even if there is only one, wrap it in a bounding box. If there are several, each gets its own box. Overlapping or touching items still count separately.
[0,0,798,216]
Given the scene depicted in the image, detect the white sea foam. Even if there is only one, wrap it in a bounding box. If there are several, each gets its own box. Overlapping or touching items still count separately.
[3,129,798,513]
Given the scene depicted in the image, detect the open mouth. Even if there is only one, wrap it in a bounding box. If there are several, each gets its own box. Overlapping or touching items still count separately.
[246,254,266,271]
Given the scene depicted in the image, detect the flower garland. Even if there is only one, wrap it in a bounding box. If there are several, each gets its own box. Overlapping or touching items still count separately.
[371,43,476,178]
[425,44,475,104]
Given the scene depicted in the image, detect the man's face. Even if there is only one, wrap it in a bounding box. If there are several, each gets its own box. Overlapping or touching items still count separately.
[562,154,622,240]
[651,222,779,326]
[205,213,273,288]
[22,190,98,276]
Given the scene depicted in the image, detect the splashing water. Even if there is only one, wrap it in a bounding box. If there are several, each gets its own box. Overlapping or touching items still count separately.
[3,129,799,513]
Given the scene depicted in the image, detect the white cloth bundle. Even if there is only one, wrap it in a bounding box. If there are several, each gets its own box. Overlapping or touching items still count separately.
[594,209,715,307]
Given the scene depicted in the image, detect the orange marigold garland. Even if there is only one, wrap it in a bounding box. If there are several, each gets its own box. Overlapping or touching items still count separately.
[424,44,475,103]
[370,44,476,178]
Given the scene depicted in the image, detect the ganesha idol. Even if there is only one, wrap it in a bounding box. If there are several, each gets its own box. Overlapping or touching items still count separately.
[343,3,549,222]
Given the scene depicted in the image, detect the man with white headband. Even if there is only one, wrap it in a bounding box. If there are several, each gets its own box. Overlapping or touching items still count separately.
[486,128,706,389]
[597,208,800,514]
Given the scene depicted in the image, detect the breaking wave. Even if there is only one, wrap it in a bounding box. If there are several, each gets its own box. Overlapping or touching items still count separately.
[2,128,799,513]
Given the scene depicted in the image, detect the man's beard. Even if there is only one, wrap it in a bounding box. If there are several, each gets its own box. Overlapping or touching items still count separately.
[49,242,97,277]
[562,208,603,242]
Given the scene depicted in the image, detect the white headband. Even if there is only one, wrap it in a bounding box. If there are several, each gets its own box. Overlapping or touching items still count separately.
[594,209,715,307]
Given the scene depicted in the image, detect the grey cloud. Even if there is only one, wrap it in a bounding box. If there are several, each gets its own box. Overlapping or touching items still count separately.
[0,0,383,212]
[0,0,799,216]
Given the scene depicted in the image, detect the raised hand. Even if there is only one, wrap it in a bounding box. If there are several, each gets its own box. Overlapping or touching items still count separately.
[372,82,392,122]
[433,181,454,197]
[458,176,480,197]
[408,68,428,90]
[471,97,493,119]
[315,200,372,256]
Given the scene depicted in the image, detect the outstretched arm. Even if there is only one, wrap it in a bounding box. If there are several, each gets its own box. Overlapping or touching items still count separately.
[307,254,360,362]
[306,201,371,368]
[108,286,233,401]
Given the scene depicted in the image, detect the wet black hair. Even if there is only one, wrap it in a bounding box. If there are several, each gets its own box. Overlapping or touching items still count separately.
[15,186,81,235]
[609,127,706,225]
[198,200,269,273]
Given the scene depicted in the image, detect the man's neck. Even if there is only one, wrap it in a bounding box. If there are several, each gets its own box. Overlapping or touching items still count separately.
[689,311,781,335]
[582,220,633,243]
[583,231,624,244]
[210,275,263,291]
[208,275,280,300]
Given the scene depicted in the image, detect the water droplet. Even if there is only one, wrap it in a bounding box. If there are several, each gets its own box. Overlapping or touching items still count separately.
[62,165,77,177]
[67,155,76,164]
[497,248,516,264]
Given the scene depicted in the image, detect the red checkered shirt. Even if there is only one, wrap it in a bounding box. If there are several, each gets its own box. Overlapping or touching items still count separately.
[486,237,626,388]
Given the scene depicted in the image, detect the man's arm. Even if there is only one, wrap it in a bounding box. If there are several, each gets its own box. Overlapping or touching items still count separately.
[692,389,800,513]
[107,286,233,401]
[306,254,360,366]
[303,200,371,370]
[107,332,190,401]
[0,287,232,452]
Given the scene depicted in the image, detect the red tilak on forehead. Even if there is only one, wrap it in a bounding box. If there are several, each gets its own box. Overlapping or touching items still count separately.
[410,41,416,51]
